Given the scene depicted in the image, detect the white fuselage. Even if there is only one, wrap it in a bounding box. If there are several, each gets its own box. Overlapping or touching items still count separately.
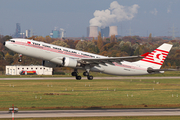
[5,38,149,76]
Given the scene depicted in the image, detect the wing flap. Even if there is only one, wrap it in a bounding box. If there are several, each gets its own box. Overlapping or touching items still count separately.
[78,55,143,66]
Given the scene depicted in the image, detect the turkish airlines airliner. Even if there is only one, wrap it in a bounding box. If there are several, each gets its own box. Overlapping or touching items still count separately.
[4,38,173,80]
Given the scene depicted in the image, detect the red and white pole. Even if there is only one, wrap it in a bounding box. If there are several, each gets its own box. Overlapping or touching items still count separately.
[12,104,14,120]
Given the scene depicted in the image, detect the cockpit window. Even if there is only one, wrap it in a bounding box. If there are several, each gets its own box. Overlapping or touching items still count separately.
[9,40,15,42]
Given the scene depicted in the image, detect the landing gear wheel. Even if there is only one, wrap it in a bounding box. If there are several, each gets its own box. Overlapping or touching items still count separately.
[87,75,93,80]
[71,72,77,76]
[18,59,22,62]
[76,76,81,80]
[83,71,89,76]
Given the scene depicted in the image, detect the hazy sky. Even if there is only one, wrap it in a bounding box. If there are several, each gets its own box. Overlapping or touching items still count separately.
[0,0,179,37]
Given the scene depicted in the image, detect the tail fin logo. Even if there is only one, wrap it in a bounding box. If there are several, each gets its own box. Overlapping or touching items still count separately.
[141,49,168,65]
[153,51,163,63]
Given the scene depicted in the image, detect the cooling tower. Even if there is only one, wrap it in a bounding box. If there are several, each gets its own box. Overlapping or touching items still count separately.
[109,26,118,37]
[89,26,98,38]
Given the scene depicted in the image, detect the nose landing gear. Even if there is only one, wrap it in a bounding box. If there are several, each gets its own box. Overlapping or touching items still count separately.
[18,54,22,62]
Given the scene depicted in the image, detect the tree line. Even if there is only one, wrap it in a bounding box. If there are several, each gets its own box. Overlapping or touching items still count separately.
[0,32,180,73]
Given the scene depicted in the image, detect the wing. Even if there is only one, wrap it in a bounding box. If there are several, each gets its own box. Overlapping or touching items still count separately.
[78,55,143,66]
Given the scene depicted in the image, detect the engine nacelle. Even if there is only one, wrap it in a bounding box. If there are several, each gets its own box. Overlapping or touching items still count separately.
[63,57,78,67]
[43,57,79,68]
[43,60,57,68]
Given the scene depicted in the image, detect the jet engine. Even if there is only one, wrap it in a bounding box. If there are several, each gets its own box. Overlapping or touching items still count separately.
[63,57,79,67]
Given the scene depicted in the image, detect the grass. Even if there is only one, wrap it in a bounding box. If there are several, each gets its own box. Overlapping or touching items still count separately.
[2,116,180,120]
[1,78,180,111]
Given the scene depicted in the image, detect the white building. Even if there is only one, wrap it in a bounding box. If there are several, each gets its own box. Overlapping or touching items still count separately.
[6,65,53,75]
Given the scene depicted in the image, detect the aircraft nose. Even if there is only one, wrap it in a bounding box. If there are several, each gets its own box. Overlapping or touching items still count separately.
[3,42,5,46]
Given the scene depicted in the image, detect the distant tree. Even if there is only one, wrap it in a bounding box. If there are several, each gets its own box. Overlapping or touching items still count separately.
[119,41,125,47]
[103,37,107,42]
[0,54,4,60]
[100,51,108,56]
[28,36,37,40]
[106,38,110,43]
[132,43,139,50]
[101,43,116,52]
[87,41,99,54]
[148,33,152,41]
[64,39,75,49]
[0,43,4,51]
[118,51,128,57]
[74,40,80,48]
[52,40,69,48]
[110,35,116,43]
[97,32,103,51]
[45,36,53,43]
[75,40,88,51]
[5,53,13,65]
[120,43,133,55]
[35,36,45,42]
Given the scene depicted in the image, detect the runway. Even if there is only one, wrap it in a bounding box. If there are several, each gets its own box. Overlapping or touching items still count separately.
[1,76,180,80]
[1,77,180,118]
[1,109,180,118]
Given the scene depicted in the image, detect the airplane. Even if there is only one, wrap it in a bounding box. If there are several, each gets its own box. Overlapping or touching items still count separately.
[4,38,174,80]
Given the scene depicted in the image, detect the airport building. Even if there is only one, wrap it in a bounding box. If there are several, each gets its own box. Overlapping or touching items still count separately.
[6,65,53,75]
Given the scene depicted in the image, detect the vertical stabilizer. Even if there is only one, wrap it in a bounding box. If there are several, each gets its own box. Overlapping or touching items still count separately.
[135,43,173,69]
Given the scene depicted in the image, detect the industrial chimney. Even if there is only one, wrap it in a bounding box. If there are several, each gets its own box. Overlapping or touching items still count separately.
[89,26,98,38]
[109,26,118,37]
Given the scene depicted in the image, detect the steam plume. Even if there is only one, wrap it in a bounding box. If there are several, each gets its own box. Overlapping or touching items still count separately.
[89,1,139,28]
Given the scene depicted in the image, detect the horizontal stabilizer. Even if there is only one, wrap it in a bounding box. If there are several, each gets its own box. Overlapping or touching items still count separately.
[141,52,150,57]
[147,68,179,73]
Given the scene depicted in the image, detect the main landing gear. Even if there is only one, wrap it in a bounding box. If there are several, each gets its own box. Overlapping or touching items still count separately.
[83,71,93,80]
[71,69,93,80]
[71,69,81,80]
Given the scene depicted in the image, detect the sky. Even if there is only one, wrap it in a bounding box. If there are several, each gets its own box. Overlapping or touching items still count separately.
[0,0,179,37]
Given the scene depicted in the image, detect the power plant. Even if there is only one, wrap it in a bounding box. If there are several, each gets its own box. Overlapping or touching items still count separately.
[88,26,118,38]
[109,26,118,37]
[88,26,98,38]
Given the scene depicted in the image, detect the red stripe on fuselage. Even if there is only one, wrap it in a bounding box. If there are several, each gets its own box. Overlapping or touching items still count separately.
[14,41,92,58]
[10,41,146,71]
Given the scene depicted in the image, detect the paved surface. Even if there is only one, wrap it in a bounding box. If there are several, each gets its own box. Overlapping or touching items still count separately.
[0,76,180,80]
[1,77,180,118]
[1,109,180,118]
